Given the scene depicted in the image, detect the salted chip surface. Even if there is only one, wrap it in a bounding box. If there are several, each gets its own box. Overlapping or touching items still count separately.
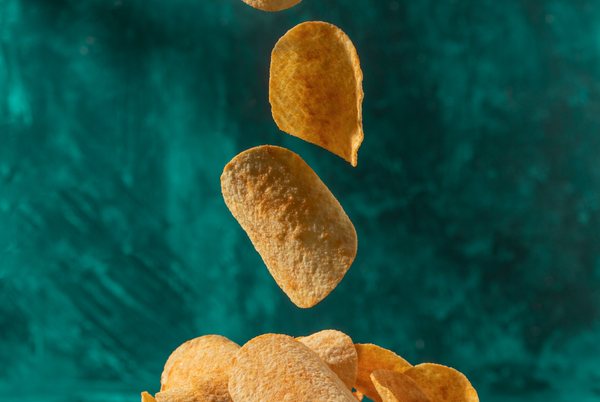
[221,145,357,308]
[270,21,364,166]
[354,344,412,402]
[298,330,358,390]
[371,370,431,402]
[229,334,357,402]
[240,0,302,12]
[156,387,208,402]
[142,391,157,402]
[162,335,238,388]
[162,336,240,402]
[404,364,479,402]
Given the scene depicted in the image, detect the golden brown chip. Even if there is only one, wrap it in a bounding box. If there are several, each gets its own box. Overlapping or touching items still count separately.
[161,336,240,402]
[270,21,364,166]
[155,387,207,402]
[352,390,364,401]
[161,335,238,388]
[221,145,357,308]
[371,370,431,402]
[404,364,479,402]
[229,334,357,402]
[240,0,302,12]
[142,391,157,402]
[354,344,412,402]
[298,330,358,390]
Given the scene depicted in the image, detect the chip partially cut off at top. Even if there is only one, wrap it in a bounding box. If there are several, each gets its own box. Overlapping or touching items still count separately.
[370,370,431,402]
[240,0,302,12]
[297,330,358,390]
[270,21,364,166]
[354,344,413,402]
[161,335,240,402]
[221,145,357,308]
[404,364,479,402]
[229,334,357,402]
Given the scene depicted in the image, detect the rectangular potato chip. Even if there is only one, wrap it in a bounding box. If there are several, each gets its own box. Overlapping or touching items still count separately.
[404,363,479,402]
[354,343,412,402]
[221,145,357,308]
[229,334,357,402]
[270,22,364,166]
[298,330,358,390]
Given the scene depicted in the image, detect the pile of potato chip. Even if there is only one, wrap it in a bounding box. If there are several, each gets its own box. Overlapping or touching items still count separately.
[142,331,478,402]
[141,3,480,402]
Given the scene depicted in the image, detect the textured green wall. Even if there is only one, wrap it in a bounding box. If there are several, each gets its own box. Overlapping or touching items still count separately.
[1,0,600,401]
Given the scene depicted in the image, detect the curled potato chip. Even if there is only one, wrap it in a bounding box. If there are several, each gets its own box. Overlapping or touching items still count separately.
[270,21,364,166]
[156,387,207,402]
[404,364,479,402]
[161,336,240,402]
[142,391,157,402]
[240,0,302,12]
[298,330,358,390]
[162,335,238,388]
[354,344,412,402]
[371,370,431,402]
[221,145,357,308]
[229,334,357,402]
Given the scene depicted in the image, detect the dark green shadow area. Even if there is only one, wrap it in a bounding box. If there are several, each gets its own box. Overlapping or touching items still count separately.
[1,0,600,400]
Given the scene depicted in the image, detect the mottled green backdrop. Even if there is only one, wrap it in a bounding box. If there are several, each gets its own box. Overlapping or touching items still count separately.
[1,0,600,401]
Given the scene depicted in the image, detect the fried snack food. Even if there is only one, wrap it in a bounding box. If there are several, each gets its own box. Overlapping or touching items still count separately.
[155,387,207,402]
[162,335,238,388]
[297,329,358,390]
[352,390,364,401]
[228,334,357,402]
[354,344,412,402]
[371,370,431,402]
[270,21,364,166]
[240,0,302,12]
[221,145,357,308]
[161,335,240,402]
[142,391,157,402]
[404,364,479,402]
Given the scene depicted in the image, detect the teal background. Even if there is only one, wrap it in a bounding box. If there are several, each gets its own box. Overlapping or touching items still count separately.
[1,0,600,401]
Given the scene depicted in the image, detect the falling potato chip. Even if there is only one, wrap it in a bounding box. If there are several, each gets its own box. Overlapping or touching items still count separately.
[270,21,364,166]
[352,390,364,401]
[404,364,479,402]
[221,145,357,308]
[161,336,240,402]
[240,0,302,12]
[371,370,431,402]
[354,344,412,402]
[298,330,358,390]
[142,391,157,402]
[161,335,238,388]
[156,387,207,402]
[229,334,357,402]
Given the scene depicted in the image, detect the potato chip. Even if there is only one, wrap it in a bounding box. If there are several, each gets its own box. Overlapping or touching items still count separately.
[354,344,412,402]
[161,335,238,388]
[370,370,431,402]
[298,330,358,390]
[270,21,364,166]
[229,334,357,402]
[142,391,157,402]
[155,387,207,402]
[240,0,302,12]
[161,336,240,402]
[404,364,479,402]
[221,145,357,308]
